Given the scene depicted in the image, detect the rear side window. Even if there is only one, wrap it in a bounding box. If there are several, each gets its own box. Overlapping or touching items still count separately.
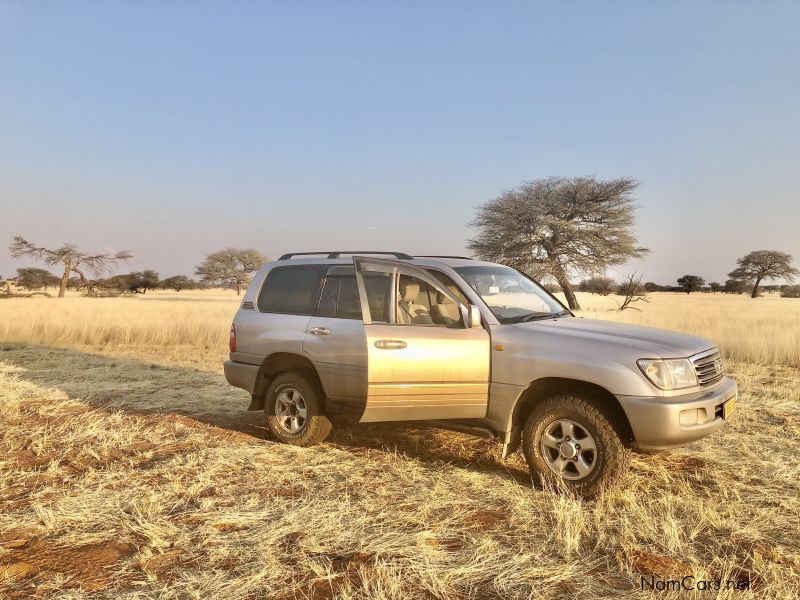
[316,276,362,320]
[362,274,391,322]
[257,266,325,315]
[337,278,362,319]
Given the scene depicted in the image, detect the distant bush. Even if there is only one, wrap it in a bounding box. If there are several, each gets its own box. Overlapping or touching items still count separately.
[161,275,196,292]
[677,274,705,294]
[780,285,800,298]
[724,279,748,294]
[542,282,561,294]
[16,267,60,290]
[104,271,161,294]
[578,276,616,295]
[643,281,664,292]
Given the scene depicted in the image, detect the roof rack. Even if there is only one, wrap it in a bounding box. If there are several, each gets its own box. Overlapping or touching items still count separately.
[278,251,413,260]
[415,255,472,259]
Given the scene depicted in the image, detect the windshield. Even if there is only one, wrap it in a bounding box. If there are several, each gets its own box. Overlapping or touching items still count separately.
[455,265,569,324]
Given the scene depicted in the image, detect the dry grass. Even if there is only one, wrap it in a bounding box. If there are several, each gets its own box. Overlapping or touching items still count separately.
[1,290,799,597]
[1,290,798,369]
[0,290,236,370]
[569,292,800,368]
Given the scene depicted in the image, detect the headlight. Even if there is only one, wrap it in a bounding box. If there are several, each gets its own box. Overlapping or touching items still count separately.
[637,358,698,390]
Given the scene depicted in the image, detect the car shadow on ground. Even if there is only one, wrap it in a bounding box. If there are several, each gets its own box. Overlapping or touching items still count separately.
[1,343,532,485]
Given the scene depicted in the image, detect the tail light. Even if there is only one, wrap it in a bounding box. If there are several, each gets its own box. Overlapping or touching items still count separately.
[229,324,236,353]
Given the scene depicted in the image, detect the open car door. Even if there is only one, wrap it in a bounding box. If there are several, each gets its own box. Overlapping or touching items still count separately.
[353,256,490,422]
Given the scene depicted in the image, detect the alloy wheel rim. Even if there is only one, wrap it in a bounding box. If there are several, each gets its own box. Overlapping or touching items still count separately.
[275,387,307,433]
[540,419,597,480]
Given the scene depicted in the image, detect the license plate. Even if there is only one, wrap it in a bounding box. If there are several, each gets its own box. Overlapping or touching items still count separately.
[723,396,736,419]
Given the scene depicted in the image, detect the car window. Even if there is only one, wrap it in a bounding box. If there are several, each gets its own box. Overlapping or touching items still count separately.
[316,276,340,318]
[396,275,437,325]
[356,261,466,327]
[455,265,565,323]
[316,276,362,320]
[337,277,362,319]
[363,274,391,323]
[426,270,469,327]
[257,266,325,315]
[427,270,470,306]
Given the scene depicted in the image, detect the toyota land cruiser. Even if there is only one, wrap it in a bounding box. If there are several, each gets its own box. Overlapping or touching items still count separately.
[224,252,737,495]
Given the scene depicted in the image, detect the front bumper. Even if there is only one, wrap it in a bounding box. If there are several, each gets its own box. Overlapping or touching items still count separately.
[223,360,260,395]
[617,376,737,450]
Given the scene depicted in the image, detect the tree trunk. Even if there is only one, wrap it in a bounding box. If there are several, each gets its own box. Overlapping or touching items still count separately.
[554,272,580,310]
[58,262,70,298]
[751,276,763,298]
[236,281,241,295]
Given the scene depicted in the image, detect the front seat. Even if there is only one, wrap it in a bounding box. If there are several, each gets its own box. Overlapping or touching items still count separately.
[431,290,461,327]
[397,279,433,324]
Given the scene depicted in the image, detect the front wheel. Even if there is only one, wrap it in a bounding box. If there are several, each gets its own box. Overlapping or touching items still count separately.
[521,394,626,497]
[265,371,332,446]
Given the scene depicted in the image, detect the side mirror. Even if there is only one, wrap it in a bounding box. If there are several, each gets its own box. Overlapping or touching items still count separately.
[469,305,482,328]
[458,304,469,327]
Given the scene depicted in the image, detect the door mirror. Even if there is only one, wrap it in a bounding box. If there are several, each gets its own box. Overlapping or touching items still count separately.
[457,304,481,328]
[458,303,469,328]
[469,305,482,328]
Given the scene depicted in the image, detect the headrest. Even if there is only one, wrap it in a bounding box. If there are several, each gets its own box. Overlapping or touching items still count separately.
[399,280,420,303]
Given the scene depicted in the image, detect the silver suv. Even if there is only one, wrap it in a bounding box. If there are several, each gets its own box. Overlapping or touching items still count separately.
[224,252,737,495]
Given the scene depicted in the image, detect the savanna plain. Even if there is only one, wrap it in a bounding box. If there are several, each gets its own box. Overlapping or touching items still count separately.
[1,291,798,598]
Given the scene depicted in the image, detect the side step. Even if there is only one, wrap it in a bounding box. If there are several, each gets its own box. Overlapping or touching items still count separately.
[422,420,499,440]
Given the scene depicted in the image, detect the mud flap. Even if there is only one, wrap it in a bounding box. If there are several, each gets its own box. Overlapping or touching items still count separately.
[247,395,265,411]
[501,426,522,458]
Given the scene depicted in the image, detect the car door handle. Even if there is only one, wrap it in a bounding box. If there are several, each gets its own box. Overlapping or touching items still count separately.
[374,339,407,349]
[309,327,331,336]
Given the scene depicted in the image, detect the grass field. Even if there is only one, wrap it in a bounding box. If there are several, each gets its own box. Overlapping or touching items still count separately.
[1,291,799,598]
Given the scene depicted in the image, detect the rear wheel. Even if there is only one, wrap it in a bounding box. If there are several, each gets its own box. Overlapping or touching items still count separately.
[265,371,332,446]
[522,393,626,497]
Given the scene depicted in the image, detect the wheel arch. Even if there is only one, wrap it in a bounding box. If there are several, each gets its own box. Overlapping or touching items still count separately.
[505,377,634,455]
[248,352,325,411]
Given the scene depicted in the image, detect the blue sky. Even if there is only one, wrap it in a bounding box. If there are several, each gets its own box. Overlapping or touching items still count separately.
[1,1,799,284]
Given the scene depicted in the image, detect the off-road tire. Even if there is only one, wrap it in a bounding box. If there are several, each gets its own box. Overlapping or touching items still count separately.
[265,371,332,446]
[521,393,626,497]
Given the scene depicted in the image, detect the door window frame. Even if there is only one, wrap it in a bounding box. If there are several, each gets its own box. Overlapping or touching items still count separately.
[353,256,469,326]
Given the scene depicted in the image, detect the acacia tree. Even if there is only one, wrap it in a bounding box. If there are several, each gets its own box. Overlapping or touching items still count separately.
[16,268,60,291]
[161,275,194,292]
[9,237,133,298]
[677,274,705,294]
[728,250,798,298]
[195,248,267,295]
[468,176,648,310]
[724,279,745,294]
[128,270,161,294]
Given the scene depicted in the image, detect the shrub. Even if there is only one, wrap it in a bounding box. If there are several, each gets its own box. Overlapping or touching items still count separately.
[780,285,800,298]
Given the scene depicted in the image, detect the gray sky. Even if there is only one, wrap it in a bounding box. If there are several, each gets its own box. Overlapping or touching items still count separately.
[2,2,799,285]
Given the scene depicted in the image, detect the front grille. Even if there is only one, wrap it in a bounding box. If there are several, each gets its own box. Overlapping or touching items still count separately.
[693,351,724,386]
